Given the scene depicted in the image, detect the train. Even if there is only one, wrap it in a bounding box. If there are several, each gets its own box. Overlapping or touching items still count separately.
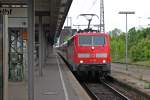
[58,30,111,80]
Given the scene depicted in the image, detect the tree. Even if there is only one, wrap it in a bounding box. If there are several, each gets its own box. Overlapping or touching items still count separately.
[110,28,122,38]
[110,28,125,61]
[111,27,150,63]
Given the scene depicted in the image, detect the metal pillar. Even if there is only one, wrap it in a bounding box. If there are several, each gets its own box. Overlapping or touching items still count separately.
[39,16,43,76]
[45,36,48,58]
[100,0,105,33]
[43,33,45,64]
[67,17,72,27]
[44,34,46,62]
[118,11,135,71]
[27,0,34,99]
[125,14,128,71]
[0,15,3,100]
[41,27,45,67]
[3,15,8,100]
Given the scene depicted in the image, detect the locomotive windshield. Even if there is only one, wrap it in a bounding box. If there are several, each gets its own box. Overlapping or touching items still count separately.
[79,36,105,46]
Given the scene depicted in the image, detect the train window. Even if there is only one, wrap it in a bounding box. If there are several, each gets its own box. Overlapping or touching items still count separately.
[79,36,105,46]
[93,36,105,46]
[79,36,92,46]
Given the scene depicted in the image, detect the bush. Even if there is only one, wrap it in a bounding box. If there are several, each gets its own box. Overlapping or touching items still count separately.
[129,38,150,61]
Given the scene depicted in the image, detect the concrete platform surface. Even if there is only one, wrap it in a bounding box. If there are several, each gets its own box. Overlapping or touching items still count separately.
[9,47,91,100]
[34,49,91,100]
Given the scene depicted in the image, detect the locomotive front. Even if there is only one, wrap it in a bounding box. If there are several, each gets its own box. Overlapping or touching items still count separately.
[74,32,111,76]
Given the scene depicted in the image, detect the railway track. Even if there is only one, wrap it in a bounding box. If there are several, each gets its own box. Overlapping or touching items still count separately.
[83,80,130,100]
[106,77,150,100]
[82,76,150,100]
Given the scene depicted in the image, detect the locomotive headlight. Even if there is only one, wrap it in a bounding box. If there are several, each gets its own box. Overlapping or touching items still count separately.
[91,46,95,50]
[80,60,83,63]
[102,60,106,63]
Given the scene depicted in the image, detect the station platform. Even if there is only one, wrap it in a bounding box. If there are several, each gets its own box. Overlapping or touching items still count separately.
[9,47,91,100]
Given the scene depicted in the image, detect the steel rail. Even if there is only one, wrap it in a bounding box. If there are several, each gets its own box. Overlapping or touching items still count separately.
[83,81,130,100]
[101,81,130,100]
[108,76,150,100]
[82,83,99,100]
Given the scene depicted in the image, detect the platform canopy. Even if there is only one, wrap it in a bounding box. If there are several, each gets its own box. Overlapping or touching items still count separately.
[0,0,73,44]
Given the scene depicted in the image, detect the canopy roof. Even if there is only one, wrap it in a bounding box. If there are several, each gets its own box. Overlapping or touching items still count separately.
[0,0,73,44]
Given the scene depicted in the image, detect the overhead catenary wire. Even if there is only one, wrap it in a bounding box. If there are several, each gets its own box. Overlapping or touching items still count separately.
[86,0,98,13]
[75,0,99,30]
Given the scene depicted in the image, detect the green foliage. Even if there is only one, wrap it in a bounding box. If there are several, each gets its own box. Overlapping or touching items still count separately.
[129,38,150,61]
[110,27,150,64]
[110,29,125,61]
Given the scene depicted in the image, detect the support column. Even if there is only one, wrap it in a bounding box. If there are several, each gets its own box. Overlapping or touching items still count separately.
[45,36,47,58]
[39,16,43,76]
[27,0,34,99]
[45,36,48,58]
[44,33,47,62]
[42,22,45,67]
[43,33,45,65]
[3,15,8,100]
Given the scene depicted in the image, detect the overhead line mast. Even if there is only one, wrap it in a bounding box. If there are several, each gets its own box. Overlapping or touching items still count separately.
[100,0,105,33]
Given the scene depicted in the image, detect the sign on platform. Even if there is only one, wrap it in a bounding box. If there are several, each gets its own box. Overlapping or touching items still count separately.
[0,8,12,15]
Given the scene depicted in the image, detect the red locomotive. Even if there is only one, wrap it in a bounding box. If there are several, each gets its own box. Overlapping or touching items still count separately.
[58,14,111,80]
[59,31,111,79]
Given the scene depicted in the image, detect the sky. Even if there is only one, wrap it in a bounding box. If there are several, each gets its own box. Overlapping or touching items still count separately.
[64,0,150,32]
